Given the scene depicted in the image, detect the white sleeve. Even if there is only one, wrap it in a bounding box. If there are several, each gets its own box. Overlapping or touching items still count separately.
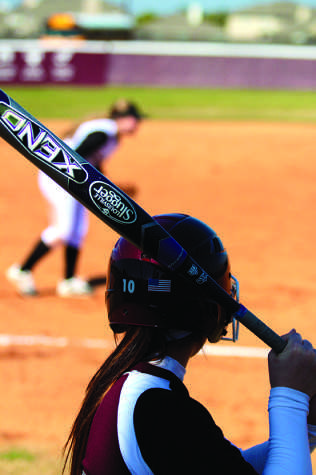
[241,387,312,475]
[241,441,269,474]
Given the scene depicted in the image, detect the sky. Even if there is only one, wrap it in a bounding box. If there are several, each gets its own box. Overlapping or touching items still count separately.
[4,0,316,15]
[112,0,316,15]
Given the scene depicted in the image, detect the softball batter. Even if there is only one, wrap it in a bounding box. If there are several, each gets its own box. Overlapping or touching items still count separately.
[6,99,143,297]
[64,213,316,474]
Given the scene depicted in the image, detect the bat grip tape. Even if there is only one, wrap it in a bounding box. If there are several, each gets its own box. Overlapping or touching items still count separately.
[234,305,287,354]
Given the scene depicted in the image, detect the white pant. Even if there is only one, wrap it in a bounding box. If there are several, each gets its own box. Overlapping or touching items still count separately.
[38,171,88,247]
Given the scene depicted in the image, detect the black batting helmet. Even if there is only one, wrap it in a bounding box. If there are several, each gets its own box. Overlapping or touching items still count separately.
[106,213,239,342]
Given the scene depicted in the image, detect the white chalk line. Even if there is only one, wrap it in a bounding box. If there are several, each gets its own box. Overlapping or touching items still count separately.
[0,333,269,358]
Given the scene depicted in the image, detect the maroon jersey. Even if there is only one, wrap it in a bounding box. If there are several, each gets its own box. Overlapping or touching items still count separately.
[82,360,258,475]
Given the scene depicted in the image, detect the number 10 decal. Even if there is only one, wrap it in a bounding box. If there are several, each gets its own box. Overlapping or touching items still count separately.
[122,279,135,294]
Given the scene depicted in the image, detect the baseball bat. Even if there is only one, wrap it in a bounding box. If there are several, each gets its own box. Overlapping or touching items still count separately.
[0,89,286,353]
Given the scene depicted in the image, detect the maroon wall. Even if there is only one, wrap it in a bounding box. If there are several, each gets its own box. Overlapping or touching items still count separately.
[1,42,316,89]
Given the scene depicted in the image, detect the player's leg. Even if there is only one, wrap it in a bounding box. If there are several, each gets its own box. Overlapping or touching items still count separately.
[6,173,60,295]
[6,240,51,295]
[56,200,92,297]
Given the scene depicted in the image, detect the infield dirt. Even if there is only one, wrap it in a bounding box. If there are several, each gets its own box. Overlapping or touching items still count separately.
[1,119,316,469]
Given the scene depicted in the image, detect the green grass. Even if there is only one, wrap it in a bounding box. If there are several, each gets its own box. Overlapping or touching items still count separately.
[0,447,62,475]
[2,85,316,122]
[0,448,35,462]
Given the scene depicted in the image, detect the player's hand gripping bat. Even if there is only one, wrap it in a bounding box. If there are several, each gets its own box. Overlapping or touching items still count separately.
[0,89,286,353]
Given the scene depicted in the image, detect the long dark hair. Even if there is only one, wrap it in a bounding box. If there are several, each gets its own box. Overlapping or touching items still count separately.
[63,325,168,475]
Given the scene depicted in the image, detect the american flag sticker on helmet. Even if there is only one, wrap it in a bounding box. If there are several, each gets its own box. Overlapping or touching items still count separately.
[148,279,171,292]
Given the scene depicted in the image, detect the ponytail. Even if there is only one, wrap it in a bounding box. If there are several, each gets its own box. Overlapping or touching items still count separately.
[63,326,168,475]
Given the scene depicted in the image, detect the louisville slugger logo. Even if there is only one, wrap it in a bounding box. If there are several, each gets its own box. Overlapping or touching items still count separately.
[0,106,87,183]
[90,181,137,224]
[187,264,208,284]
